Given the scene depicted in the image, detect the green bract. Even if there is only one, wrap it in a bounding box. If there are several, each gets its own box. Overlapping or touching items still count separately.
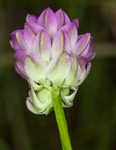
[25,52,78,114]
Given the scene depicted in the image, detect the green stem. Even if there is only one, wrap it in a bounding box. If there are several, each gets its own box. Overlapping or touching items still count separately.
[51,87,73,150]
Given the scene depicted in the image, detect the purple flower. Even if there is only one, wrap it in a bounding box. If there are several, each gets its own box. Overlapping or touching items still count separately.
[10,8,95,115]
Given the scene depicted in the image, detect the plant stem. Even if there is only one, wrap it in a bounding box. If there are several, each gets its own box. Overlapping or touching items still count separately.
[51,87,72,150]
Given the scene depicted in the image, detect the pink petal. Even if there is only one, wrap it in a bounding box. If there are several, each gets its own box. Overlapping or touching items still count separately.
[14,50,27,62]
[72,18,79,28]
[37,9,46,25]
[51,31,64,58]
[81,37,96,59]
[76,56,91,85]
[38,8,57,37]
[56,9,65,29]
[63,31,71,53]
[63,11,70,23]
[26,13,37,23]
[24,24,36,51]
[15,30,26,50]
[77,56,91,75]
[56,9,70,29]
[78,56,88,71]
[39,30,51,62]
[26,14,43,34]
[62,22,78,48]
[74,33,91,56]
[10,30,24,50]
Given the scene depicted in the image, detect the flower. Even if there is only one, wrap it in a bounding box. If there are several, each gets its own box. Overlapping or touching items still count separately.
[10,8,95,115]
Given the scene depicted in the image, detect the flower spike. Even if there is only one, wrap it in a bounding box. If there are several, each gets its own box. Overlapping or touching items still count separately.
[10,8,95,115]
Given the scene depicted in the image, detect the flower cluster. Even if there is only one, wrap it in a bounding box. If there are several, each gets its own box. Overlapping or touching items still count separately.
[10,8,95,115]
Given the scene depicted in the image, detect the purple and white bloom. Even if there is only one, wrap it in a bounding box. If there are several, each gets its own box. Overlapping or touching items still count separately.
[10,8,95,115]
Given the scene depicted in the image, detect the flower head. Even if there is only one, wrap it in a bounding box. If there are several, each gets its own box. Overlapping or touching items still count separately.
[10,8,95,115]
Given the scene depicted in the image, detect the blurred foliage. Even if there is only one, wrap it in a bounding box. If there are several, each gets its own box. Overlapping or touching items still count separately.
[0,0,116,150]
[0,139,10,150]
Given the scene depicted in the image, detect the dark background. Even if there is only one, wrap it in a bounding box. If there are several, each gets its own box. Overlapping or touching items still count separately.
[0,0,116,150]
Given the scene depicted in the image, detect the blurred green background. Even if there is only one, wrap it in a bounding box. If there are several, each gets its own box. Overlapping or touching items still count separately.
[0,0,116,150]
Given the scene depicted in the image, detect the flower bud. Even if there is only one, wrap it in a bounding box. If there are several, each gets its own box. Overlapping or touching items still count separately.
[10,8,95,115]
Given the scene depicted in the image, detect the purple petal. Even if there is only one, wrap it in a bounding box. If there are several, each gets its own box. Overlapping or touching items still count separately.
[63,31,71,53]
[38,8,57,37]
[10,30,23,50]
[63,11,70,23]
[24,24,36,51]
[73,33,91,56]
[76,56,91,85]
[39,30,51,62]
[86,61,91,73]
[78,56,88,71]
[56,9,64,29]
[56,9,70,29]
[81,37,96,59]
[62,22,78,48]
[26,14,43,34]
[51,31,64,58]
[15,30,26,50]
[72,18,79,28]
[37,9,46,25]
[14,50,27,62]
[26,13,37,23]
[78,56,91,74]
